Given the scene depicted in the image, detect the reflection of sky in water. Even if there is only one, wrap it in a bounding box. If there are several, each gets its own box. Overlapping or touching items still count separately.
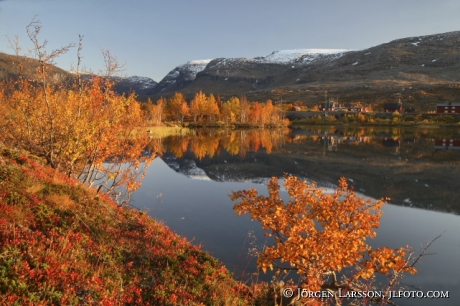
[377,205,460,305]
[133,158,460,305]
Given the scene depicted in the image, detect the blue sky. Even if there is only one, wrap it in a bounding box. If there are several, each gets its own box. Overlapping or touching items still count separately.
[1,0,460,81]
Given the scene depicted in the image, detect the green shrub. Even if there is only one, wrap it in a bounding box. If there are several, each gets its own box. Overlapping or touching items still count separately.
[433,115,455,124]
[404,115,415,122]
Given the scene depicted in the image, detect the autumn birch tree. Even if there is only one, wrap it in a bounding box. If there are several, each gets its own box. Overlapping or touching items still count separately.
[204,94,220,123]
[179,100,190,124]
[190,90,206,123]
[239,96,250,123]
[231,176,419,304]
[222,96,240,124]
[0,19,153,205]
[168,92,186,122]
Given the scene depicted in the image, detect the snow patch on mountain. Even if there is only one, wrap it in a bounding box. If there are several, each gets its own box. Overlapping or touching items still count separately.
[123,76,157,90]
[160,59,212,85]
[179,59,212,80]
[188,59,213,65]
[169,70,180,78]
[398,30,460,47]
[256,49,351,64]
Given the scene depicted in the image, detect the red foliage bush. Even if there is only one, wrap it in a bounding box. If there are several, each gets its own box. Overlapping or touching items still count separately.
[0,149,250,305]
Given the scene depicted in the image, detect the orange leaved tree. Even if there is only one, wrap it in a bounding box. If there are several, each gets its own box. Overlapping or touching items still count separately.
[231,176,420,304]
[0,18,153,205]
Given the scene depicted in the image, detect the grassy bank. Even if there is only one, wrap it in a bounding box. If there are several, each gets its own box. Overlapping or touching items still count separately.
[0,146,258,305]
[145,126,192,138]
[290,112,460,127]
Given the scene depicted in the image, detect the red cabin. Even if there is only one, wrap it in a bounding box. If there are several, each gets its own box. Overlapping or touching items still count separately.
[436,103,460,114]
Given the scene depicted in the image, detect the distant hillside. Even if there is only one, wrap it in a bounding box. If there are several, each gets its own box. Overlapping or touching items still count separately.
[150,31,460,111]
[0,52,157,98]
[0,52,69,82]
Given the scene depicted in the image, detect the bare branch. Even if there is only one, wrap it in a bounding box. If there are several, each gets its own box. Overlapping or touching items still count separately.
[77,34,84,71]
[409,232,443,269]
[6,35,21,56]
[26,16,75,66]
[101,49,125,77]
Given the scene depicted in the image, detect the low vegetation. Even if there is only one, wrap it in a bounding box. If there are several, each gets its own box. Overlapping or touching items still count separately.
[0,147,252,305]
[291,112,460,127]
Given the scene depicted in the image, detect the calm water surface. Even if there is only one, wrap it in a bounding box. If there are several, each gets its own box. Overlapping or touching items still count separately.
[133,127,460,305]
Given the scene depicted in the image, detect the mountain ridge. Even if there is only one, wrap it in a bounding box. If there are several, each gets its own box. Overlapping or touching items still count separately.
[149,30,460,110]
[2,30,460,110]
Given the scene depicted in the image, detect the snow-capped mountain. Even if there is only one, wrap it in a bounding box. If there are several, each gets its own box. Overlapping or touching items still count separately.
[254,49,351,64]
[148,31,460,110]
[122,76,158,90]
[66,71,158,97]
[152,49,351,95]
[114,75,158,97]
[153,59,212,94]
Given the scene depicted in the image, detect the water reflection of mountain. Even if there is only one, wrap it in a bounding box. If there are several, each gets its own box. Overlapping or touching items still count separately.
[163,152,273,184]
[149,127,460,214]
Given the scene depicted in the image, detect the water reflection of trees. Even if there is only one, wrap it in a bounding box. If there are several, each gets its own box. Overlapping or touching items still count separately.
[295,126,460,151]
[144,126,460,161]
[146,128,291,159]
[303,125,460,139]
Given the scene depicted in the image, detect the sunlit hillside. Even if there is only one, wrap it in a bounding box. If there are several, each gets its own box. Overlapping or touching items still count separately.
[0,147,252,305]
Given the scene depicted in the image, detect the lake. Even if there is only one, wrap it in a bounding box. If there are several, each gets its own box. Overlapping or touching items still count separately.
[133,126,460,305]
